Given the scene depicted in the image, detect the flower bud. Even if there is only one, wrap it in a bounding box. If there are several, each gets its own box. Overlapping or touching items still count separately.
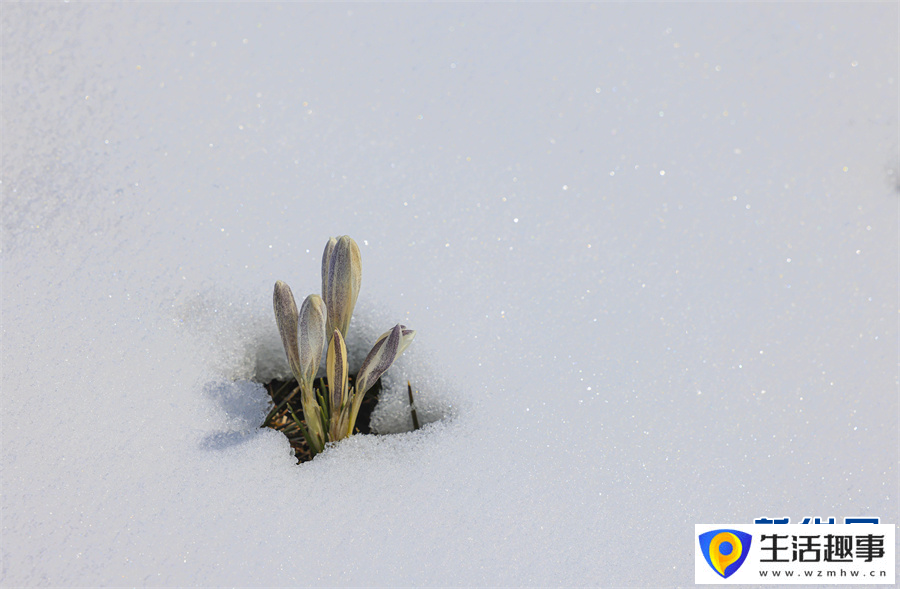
[298,294,327,391]
[372,325,416,357]
[273,281,302,381]
[321,236,337,299]
[321,235,362,340]
[326,329,349,412]
[355,324,404,397]
[396,326,416,356]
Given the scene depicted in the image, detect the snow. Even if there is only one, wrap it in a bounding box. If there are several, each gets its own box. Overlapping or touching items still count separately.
[2,2,897,586]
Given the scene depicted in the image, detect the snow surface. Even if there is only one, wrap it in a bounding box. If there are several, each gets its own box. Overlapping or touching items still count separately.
[2,3,897,586]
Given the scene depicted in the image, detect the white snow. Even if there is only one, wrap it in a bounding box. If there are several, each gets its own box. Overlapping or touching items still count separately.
[2,3,897,586]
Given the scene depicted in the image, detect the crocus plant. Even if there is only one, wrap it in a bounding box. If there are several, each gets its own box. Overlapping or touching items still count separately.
[273,236,415,456]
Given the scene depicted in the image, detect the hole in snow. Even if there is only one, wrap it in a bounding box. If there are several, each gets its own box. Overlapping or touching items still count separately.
[182,284,453,465]
[253,301,451,463]
[258,374,389,463]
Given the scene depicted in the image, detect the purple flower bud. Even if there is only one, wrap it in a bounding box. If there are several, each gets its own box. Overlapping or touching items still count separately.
[273,281,302,382]
[321,236,362,340]
[327,329,348,413]
[355,324,403,397]
[298,294,327,391]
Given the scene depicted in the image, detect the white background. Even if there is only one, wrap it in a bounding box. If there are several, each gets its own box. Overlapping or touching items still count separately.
[3,3,897,586]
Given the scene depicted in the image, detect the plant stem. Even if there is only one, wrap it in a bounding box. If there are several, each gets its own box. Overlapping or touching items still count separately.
[407,381,420,430]
[287,402,318,456]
